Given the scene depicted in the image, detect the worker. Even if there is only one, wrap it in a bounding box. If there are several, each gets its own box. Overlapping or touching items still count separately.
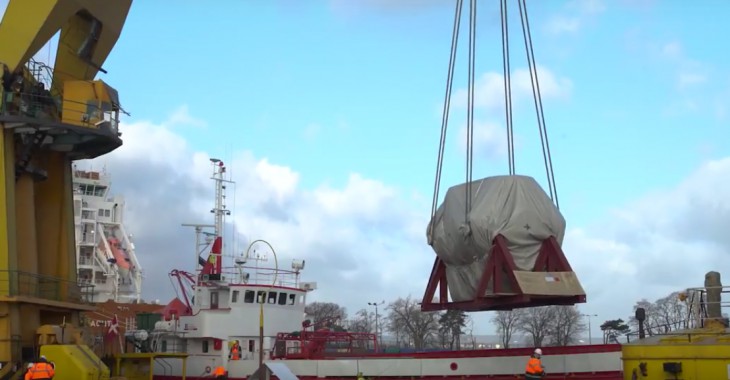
[524,348,545,379]
[357,371,365,380]
[25,356,55,380]
[229,340,241,360]
[212,365,227,379]
[23,363,33,380]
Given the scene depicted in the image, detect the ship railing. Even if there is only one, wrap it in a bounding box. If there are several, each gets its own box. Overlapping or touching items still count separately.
[0,270,95,304]
[223,265,301,288]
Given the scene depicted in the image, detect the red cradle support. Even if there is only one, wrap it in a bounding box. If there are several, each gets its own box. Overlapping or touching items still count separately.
[421,234,586,312]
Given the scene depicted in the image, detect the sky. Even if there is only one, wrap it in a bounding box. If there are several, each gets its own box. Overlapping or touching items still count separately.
[2,0,730,339]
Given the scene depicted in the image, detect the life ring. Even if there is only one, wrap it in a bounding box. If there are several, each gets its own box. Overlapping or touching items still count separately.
[205,366,212,373]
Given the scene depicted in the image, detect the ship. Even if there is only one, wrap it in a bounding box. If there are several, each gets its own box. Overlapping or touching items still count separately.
[73,166,143,304]
[109,159,625,380]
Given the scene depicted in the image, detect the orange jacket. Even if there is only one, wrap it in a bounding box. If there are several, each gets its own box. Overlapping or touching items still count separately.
[25,362,55,379]
[525,356,543,375]
[213,366,226,376]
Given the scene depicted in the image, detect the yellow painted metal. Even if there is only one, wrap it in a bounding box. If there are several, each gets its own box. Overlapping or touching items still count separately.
[0,0,133,372]
[61,79,121,128]
[115,353,188,380]
[621,326,730,380]
[40,344,111,380]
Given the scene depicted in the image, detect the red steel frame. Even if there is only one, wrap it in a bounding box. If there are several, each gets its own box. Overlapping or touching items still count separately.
[421,234,586,312]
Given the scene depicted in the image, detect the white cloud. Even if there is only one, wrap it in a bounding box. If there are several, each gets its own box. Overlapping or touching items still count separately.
[545,0,606,36]
[81,109,436,327]
[453,66,572,111]
[450,66,571,158]
[82,107,730,337]
[661,41,709,90]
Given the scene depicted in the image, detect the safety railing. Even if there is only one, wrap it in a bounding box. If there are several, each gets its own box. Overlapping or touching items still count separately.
[1,88,120,135]
[0,270,95,304]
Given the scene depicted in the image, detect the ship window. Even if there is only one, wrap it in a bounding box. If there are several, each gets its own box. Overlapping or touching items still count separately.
[248,339,255,352]
[161,340,167,352]
[278,292,287,305]
[202,340,209,353]
[210,291,219,309]
[256,291,266,304]
[232,290,239,303]
[244,290,255,303]
[267,292,277,304]
[288,294,296,305]
[104,209,111,217]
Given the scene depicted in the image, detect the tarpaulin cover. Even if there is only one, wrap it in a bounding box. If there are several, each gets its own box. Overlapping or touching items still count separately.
[427,175,566,302]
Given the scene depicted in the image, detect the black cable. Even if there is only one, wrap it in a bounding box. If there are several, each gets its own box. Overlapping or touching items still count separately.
[429,0,463,242]
[520,0,559,209]
[500,0,515,175]
[465,0,477,223]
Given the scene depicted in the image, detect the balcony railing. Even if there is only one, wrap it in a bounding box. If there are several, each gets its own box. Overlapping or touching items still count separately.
[0,270,95,304]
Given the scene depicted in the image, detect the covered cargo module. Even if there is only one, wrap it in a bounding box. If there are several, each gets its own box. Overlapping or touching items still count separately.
[423,175,586,311]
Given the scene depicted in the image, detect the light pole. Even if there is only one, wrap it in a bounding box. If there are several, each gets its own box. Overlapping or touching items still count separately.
[581,313,598,344]
[246,240,278,372]
[368,301,384,350]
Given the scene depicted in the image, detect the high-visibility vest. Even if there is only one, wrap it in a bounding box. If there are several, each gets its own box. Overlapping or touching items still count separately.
[230,345,240,360]
[213,366,226,376]
[525,357,543,374]
[26,362,55,379]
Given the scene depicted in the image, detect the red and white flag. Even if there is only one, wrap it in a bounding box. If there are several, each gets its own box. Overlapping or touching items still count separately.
[107,315,119,337]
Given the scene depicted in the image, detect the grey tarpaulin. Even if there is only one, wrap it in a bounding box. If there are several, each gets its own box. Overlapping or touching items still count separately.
[427,175,566,302]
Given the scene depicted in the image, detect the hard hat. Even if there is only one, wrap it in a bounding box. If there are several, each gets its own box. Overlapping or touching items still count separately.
[534,348,542,355]
[40,355,46,360]
[26,363,33,369]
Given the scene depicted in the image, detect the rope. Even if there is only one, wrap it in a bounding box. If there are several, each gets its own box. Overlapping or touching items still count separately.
[429,0,561,232]
[464,0,477,223]
[429,0,463,243]
[500,0,516,175]
[518,0,559,209]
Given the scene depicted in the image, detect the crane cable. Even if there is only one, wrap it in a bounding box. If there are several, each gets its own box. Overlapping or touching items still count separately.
[464,0,477,224]
[500,0,516,176]
[429,0,559,245]
[429,0,463,242]
[517,0,559,209]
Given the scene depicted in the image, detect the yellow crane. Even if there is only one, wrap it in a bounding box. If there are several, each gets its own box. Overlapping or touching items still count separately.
[0,0,132,378]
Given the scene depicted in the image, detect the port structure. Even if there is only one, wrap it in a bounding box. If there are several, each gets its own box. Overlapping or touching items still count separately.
[0,0,132,370]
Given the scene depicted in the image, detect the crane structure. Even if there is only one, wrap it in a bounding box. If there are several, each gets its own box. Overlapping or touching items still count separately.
[0,0,132,373]
[422,0,585,312]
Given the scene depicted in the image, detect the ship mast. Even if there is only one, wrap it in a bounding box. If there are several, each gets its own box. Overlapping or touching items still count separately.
[210,158,230,240]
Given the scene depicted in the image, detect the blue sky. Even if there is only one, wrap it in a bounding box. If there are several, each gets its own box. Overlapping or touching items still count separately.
[3,0,730,338]
[100,0,729,226]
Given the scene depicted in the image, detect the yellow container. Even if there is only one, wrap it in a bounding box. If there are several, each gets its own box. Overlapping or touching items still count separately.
[622,329,730,379]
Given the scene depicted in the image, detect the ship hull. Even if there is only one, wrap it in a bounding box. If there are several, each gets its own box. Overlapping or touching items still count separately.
[150,344,623,380]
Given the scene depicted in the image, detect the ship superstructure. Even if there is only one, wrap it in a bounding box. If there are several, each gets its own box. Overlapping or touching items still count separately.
[73,166,143,303]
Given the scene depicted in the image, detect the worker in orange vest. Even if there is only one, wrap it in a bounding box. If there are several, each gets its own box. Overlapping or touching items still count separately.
[25,356,55,380]
[524,348,545,379]
[229,340,241,360]
[213,365,227,379]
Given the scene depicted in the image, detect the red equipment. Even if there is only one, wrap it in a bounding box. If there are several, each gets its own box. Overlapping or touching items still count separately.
[271,318,378,360]
[421,235,586,312]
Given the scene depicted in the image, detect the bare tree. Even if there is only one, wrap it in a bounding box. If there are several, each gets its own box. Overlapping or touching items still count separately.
[305,302,347,326]
[385,296,440,349]
[517,306,555,347]
[628,299,659,336]
[654,292,688,331]
[348,308,374,333]
[492,309,524,348]
[546,306,586,346]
